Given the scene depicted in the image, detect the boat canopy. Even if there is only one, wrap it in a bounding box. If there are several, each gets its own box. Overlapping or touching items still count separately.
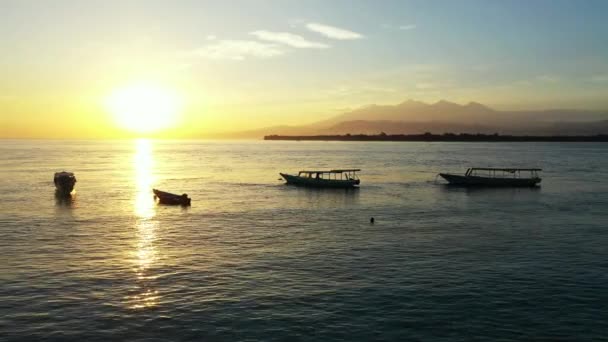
[296,169,360,181]
[55,171,76,177]
[299,169,361,174]
[469,168,542,172]
[465,167,541,178]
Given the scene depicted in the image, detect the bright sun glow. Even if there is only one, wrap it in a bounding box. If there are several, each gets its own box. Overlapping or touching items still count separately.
[106,83,183,133]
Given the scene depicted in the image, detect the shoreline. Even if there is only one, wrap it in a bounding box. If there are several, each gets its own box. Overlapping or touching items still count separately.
[264,133,608,142]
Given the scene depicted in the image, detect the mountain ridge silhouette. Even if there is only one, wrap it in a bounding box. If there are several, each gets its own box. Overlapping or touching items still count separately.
[210,100,608,138]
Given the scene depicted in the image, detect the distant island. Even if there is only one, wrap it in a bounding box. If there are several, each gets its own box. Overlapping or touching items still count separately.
[264,132,608,142]
[216,100,608,139]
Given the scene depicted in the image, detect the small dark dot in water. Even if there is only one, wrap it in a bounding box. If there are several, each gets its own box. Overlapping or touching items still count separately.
[370,217,375,224]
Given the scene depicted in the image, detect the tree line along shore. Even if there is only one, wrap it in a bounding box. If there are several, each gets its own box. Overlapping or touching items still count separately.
[263,132,608,142]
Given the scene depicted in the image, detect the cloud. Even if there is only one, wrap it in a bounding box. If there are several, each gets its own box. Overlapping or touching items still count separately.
[363,85,398,93]
[471,64,492,72]
[174,63,192,70]
[536,75,560,83]
[326,84,397,97]
[414,79,456,90]
[250,30,329,49]
[381,24,416,31]
[399,24,416,30]
[306,22,363,40]
[415,82,436,90]
[188,40,284,60]
[206,35,217,40]
[288,18,306,28]
[590,74,608,82]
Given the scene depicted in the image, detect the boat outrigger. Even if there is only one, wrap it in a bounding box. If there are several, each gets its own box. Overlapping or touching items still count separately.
[439,168,542,187]
[280,169,361,188]
[153,189,191,206]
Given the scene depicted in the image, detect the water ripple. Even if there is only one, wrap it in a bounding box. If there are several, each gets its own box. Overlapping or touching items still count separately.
[0,140,607,341]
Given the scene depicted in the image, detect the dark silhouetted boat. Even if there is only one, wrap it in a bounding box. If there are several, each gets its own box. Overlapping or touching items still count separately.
[54,171,76,195]
[280,169,361,188]
[439,168,542,187]
[153,189,191,206]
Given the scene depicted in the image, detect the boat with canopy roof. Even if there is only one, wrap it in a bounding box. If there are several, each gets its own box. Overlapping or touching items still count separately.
[280,169,361,188]
[54,171,77,195]
[439,168,542,187]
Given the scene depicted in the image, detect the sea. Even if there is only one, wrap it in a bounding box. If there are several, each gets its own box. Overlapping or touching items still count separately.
[1,139,607,341]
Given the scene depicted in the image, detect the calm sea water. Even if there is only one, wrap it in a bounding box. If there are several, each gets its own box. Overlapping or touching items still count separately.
[1,140,607,341]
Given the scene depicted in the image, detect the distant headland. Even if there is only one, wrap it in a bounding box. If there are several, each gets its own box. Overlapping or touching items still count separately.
[264,133,608,142]
[213,100,608,139]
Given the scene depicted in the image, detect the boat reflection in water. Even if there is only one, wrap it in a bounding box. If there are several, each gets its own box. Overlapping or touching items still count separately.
[54,190,76,208]
[127,139,160,310]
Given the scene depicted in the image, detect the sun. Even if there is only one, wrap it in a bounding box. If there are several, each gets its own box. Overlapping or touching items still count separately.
[106,83,183,133]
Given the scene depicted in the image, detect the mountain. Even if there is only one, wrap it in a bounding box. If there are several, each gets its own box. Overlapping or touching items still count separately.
[216,100,608,138]
[319,100,604,125]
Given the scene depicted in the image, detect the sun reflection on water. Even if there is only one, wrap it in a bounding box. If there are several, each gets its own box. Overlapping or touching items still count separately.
[134,139,155,219]
[127,139,160,310]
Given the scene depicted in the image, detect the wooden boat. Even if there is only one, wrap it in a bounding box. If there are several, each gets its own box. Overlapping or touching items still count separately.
[439,168,542,187]
[280,169,361,188]
[153,189,191,206]
[54,171,76,195]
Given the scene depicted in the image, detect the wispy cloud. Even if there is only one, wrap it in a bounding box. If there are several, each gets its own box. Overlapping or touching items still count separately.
[471,64,492,72]
[415,82,436,90]
[381,23,416,31]
[590,74,608,82]
[174,63,192,70]
[187,40,284,60]
[250,30,329,49]
[536,75,560,83]
[306,22,363,40]
[326,84,398,97]
[399,24,416,30]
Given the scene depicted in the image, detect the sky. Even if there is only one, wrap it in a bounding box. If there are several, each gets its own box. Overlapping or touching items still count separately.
[1,0,607,138]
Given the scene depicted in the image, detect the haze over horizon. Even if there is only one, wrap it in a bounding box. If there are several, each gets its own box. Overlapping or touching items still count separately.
[1,0,608,138]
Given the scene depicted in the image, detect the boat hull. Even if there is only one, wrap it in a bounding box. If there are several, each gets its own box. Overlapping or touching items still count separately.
[54,172,76,195]
[280,173,360,188]
[439,173,541,187]
[153,189,191,206]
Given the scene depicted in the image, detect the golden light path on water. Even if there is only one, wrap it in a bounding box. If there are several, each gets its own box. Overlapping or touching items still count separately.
[128,139,160,310]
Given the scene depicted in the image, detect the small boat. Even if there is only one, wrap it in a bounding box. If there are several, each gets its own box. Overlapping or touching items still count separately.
[54,171,77,195]
[439,168,542,187]
[153,189,191,206]
[280,169,361,188]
